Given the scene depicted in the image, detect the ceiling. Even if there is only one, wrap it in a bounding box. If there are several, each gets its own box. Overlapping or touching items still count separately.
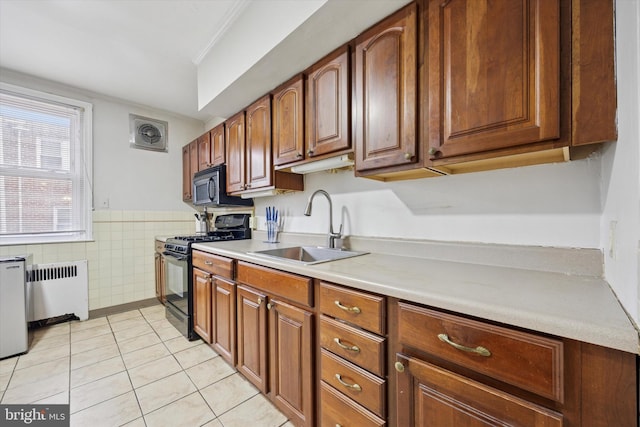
[0,0,410,123]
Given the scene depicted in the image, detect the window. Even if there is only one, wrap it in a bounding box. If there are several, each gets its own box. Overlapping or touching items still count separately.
[0,83,93,244]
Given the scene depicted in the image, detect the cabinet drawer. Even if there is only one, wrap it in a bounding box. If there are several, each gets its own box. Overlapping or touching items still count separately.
[320,282,385,334]
[320,315,385,376]
[155,240,164,254]
[321,349,386,417]
[237,261,313,307]
[320,381,385,427]
[397,302,564,402]
[192,251,234,279]
[395,353,563,427]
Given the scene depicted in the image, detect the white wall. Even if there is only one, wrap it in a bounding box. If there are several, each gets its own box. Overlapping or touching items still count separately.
[0,69,205,310]
[0,68,204,212]
[600,0,640,324]
[256,155,602,248]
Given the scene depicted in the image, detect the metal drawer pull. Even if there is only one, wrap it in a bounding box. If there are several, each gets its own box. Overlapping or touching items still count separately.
[437,333,491,357]
[335,374,362,391]
[204,260,213,265]
[334,300,361,314]
[334,337,360,353]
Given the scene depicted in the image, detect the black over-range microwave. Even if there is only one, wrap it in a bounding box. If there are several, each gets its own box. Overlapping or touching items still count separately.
[192,165,253,207]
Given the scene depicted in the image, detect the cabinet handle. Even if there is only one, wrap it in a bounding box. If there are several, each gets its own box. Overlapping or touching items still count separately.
[307,149,314,156]
[204,261,213,266]
[335,374,362,392]
[394,361,405,373]
[257,297,263,305]
[437,333,491,357]
[296,152,303,158]
[267,302,273,310]
[428,147,440,156]
[334,300,361,314]
[334,338,360,353]
[404,152,413,160]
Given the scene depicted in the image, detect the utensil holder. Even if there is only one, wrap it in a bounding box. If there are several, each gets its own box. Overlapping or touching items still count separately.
[266,220,279,243]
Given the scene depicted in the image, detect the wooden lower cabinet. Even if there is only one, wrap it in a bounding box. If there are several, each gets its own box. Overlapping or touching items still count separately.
[236,285,269,393]
[269,298,314,427]
[320,382,385,427]
[390,299,638,427]
[154,240,165,304]
[192,267,212,344]
[212,278,236,364]
[395,353,562,427]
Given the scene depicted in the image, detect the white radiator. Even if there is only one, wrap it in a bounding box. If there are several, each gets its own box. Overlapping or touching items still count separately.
[26,260,89,322]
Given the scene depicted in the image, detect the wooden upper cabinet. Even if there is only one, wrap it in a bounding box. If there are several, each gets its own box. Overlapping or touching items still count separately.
[197,132,212,171]
[182,140,197,202]
[427,0,560,161]
[210,123,225,166]
[306,45,351,159]
[273,75,305,166]
[225,111,246,194]
[245,95,272,191]
[354,2,418,173]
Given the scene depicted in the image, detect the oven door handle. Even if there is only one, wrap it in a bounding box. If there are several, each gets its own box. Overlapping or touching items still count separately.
[163,252,189,261]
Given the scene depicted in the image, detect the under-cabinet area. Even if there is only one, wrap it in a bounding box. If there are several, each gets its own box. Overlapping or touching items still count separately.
[188,241,638,427]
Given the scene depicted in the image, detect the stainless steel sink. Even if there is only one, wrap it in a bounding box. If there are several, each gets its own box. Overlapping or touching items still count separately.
[249,246,368,265]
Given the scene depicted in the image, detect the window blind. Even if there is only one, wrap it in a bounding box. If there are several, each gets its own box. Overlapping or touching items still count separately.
[0,83,93,244]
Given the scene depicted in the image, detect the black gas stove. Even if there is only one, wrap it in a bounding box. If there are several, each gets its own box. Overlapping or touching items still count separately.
[163,213,251,340]
[164,214,251,255]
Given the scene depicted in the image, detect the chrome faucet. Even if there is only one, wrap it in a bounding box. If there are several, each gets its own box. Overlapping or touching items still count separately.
[304,189,343,249]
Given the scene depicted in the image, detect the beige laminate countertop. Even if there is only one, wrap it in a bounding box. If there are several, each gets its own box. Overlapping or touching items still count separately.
[191,237,639,354]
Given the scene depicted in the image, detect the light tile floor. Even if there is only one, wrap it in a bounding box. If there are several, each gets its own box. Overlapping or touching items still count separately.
[0,304,293,427]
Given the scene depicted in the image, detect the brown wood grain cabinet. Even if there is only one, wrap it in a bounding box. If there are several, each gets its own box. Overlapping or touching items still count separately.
[192,250,236,364]
[273,75,305,166]
[197,131,212,171]
[182,139,197,201]
[227,96,303,195]
[225,111,246,194]
[354,2,418,174]
[154,240,165,304]
[352,0,616,180]
[210,122,225,166]
[427,0,560,162]
[318,282,388,426]
[236,261,315,427]
[306,45,351,160]
[245,94,273,191]
[269,297,315,427]
[390,299,637,427]
[192,267,212,343]
[237,284,269,393]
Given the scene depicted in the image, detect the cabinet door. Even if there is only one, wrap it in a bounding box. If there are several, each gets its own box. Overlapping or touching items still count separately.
[182,142,194,201]
[306,46,351,159]
[245,95,272,191]
[225,112,246,193]
[395,353,563,427]
[269,298,314,427]
[197,132,212,171]
[192,268,212,344]
[427,0,560,160]
[212,277,236,365]
[154,253,166,304]
[236,285,268,393]
[354,3,417,172]
[273,76,305,166]
[210,123,225,166]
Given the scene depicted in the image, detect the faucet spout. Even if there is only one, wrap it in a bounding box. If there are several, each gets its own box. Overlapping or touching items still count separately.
[304,189,343,248]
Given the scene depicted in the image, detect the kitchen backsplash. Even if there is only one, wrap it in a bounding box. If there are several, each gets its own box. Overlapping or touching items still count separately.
[0,210,194,310]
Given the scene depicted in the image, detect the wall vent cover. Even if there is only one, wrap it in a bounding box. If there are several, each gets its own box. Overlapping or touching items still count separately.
[129,114,168,152]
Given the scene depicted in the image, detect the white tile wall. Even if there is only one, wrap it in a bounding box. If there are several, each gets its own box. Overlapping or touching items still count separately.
[0,210,195,311]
